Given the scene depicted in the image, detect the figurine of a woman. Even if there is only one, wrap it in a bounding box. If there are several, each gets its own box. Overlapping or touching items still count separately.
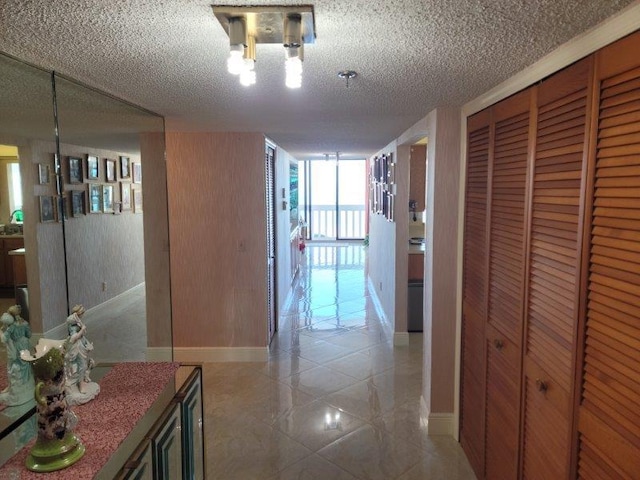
[0,305,34,406]
[64,305,99,405]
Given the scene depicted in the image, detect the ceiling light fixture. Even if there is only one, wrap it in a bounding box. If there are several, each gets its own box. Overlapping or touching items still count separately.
[213,5,316,89]
[225,17,256,86]
[338,70,357,88]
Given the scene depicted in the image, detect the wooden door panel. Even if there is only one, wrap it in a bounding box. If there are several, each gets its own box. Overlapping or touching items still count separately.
[522,371,571,479]
[485,325,520,480]
[578,31,640,480]
[522,58,592,479]
[461,114,491,477]
[487,106,528,348]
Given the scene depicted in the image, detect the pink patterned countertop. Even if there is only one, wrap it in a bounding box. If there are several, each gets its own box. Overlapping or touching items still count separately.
[0,361,180,479]
[0,366,6,412]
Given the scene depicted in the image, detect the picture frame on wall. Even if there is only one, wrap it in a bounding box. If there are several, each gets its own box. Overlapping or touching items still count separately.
[87,155,99,180]
[132,162,142,184]
[103,184,114,213]
[68,156,83,184]
[89,184,102,213]
[120,156,130,179]
[39,195,56,223]
[71,190,86,217]
[121,183,131,210]
[105,158,117,183]
[133,188,143,213]
[38,163,51,185]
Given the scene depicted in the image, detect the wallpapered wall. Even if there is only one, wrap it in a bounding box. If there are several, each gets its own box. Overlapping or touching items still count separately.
[166,132,269,353]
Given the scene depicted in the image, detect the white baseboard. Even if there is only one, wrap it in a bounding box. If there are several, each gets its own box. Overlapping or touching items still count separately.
[173,347,268,363]
[146,347,173,362]
[428,413,454,436]
[421,395,454,436]
[394,332,410,346]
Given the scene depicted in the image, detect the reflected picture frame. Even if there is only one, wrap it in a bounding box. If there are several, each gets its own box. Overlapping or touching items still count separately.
[87,155,99,180]
[71,190,86,217]
[39,195,56,223]
[38,163,51,185]
[105,158,117,183]
[133,188,143,213]
[120,155,130,179]
[68,156,83,184]
[132,162,142,184]
[89,184,102,213]
[121,183,132,211]
[103,184,114,213]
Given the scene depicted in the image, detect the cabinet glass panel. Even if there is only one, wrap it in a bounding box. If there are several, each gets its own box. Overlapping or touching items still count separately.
[180,370,204,480]
[152,401,182,480]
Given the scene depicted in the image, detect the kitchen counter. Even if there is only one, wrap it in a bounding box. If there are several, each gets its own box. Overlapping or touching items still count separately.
[0,234,24,239]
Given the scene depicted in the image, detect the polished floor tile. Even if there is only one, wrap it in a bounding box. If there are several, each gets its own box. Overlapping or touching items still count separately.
[203,243,476,479]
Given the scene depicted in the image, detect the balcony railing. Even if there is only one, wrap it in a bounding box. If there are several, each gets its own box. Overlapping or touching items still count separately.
[304,204,366,240]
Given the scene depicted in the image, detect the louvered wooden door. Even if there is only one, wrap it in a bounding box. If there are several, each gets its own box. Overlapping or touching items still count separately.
[484,89,532,480]
[521,58,593,479]
[577,31,640,479]
[460,109,491,477]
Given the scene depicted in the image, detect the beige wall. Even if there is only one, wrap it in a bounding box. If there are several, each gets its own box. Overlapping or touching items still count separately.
[274,145,298,316]
[409,145,427,212]
[166,132,268,356]
[140,132,172,349]
[367,140,398,329]
[394,145,410,335]
[427,108,461,413]
[394,108,461,426]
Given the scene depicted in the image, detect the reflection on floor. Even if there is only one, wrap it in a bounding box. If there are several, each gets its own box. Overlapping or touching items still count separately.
[204,243,476,480]
[82,283,147,364]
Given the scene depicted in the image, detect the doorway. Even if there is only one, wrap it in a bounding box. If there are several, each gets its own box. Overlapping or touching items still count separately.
[300,158,367,241]
[0,144,28,319]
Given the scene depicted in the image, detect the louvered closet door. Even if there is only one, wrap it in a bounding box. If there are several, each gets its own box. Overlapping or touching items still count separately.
[460,110,491,477]
[521,58,592,479]
[485,89,531,480]
[578,32,640,480]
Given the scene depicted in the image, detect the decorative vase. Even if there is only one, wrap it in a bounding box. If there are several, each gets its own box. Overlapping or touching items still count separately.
[20,339,85,472]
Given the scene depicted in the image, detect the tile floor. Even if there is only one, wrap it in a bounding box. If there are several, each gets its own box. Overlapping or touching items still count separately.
[204,243,476,480]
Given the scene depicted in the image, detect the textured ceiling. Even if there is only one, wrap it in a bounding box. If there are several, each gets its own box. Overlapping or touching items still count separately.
[0,0,636,159]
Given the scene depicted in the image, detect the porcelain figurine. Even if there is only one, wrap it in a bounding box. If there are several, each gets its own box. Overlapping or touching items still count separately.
[64,305,100,405]
[21,339,85,472]
[0,305,34,406]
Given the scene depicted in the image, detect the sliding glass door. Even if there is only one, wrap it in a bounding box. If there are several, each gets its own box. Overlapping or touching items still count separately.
[337,160,366,239]
[302,159,366,240]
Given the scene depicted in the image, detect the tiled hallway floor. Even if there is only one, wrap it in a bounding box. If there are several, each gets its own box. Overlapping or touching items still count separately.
[204,244,476,479]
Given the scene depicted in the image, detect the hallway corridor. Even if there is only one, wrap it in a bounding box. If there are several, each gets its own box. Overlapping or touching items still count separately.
[204,244,476,479]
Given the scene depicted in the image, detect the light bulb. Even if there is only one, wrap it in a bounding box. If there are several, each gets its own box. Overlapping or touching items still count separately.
[286,72,302,89]
[240,69,256,86]
[227,44,245,75]
[285,56,303,76]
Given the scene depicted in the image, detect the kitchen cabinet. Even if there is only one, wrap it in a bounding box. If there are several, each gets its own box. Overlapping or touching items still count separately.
[0,237,24,288]
[407,253,424,281]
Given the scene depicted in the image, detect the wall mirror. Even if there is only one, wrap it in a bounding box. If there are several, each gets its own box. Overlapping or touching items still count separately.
[0,51,172,397]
